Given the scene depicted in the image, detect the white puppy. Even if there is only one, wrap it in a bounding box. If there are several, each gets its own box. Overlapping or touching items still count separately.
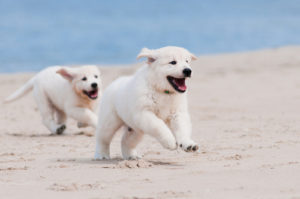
[5,65,101,134]
[95,46,199,160]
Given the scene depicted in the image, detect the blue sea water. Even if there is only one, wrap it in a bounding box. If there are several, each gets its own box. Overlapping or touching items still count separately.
[0,0,300,72]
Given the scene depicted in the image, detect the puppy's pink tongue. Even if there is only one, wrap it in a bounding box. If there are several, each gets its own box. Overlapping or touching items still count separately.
[90,90,98,98]
[174,78,186,91]
[92,93,98,98]
[178,84,187,91]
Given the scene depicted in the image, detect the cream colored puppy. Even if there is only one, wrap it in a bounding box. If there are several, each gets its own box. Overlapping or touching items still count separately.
[5,65,101,134]
[95,46,199,160]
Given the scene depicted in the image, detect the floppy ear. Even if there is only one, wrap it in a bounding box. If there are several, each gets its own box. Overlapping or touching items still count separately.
[190,53,197,61]
[136,48,156,63]
[56,68,75,81]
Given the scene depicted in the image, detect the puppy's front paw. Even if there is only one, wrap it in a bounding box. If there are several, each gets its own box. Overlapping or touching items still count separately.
[161,136,177,150]
[179,140,199,152]
[56,124,66,135]
[122,148,141,160]
[94,152,110,160]
[124,153,141,160]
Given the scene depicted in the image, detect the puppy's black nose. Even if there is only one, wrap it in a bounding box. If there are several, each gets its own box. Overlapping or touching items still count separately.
[183,68,192,77]
[91,83,98,89]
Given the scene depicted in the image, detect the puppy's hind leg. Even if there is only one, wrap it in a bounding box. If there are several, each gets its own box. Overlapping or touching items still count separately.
[95,111,123,160]
[121,127,143,160]
[34,87,64,134]
[54,108,67,135]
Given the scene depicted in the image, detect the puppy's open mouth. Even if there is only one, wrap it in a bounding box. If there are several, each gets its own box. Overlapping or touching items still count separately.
[83,89,98,100]
[167,76,187,93]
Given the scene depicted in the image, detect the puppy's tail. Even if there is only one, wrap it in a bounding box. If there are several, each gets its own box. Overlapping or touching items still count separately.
[4,77,35,103]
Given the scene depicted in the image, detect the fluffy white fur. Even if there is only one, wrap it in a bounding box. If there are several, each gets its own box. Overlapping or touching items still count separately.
[95,46,199,160]
[5,65,101,134]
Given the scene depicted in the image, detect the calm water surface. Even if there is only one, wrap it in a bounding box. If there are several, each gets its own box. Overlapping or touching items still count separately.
[0,0,300,72]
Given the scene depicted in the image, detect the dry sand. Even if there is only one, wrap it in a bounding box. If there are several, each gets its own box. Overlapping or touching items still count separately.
[0,46,300,199]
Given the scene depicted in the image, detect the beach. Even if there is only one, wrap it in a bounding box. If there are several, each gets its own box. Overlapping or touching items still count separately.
[1,46,300,198]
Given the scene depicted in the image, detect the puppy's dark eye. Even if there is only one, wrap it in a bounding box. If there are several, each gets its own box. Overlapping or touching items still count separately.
[94,75,98,78]
[186,60,189,63]
[82,77,87,81]
[169,61,177,65]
